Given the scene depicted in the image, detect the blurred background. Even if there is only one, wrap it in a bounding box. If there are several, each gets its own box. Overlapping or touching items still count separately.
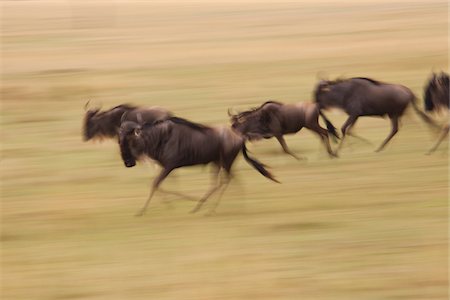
[1,1,448,299]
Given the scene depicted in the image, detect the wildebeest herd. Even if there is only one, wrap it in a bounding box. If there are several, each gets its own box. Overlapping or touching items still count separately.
[83,73,449,216]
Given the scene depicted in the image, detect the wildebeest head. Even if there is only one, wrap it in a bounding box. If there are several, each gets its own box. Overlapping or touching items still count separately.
[424,72,450,112]
[229,103,277,140]
[118,121,144,168]
[314,78,354,109]
[314,80,336,108]
[83,102,137,141]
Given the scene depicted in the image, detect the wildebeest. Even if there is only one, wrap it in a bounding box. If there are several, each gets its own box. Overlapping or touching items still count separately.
[119,117,279,216]
[83,101,172,141]
[424,72,449,154]
[229,101,339,159]
[314,77,438,152]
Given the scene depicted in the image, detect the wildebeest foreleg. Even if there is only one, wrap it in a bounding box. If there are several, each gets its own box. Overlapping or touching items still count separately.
[307,125,337,157]
[190,167,222,213]
[375,116,399,152]
[206,173,232,215]
[136,167,174,216]
[276,135,304,160]
[337,115,359,152]
[427,123,449,154]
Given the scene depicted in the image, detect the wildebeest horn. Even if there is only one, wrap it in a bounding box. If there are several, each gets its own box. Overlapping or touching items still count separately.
[120,111,128,123]
[137,113,143,124]
[84,100,102,111]
[84,100,91,111]
[228,108,239,117]
[316,71,328,81]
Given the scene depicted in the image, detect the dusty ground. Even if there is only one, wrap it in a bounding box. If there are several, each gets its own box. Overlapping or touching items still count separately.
[1,1,448,299]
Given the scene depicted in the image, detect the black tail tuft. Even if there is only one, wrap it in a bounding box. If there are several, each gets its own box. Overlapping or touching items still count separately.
[319,110,340,143]
[242,143,280,183]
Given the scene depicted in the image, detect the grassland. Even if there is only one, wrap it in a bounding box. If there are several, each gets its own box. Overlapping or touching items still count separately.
[1,1,448,299]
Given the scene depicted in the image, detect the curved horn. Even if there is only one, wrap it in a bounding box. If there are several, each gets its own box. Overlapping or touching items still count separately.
[84,100,102,111]
[228,107,239,117]
[137,112,143,124]
[120,111,128,123]
[84,100,91,111]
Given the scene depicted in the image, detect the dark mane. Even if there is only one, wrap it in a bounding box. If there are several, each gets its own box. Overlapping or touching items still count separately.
[169,117,212,131]
[352,77,381,85]
[142,117,211,132]
[233,100,283,120]
[108,103,138,112]
[326,77,382,86]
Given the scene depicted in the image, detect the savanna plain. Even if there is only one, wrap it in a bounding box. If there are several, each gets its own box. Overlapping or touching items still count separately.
[1,1,448,299]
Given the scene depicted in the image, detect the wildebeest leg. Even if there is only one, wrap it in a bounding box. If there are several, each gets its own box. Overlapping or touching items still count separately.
[427,123,449,154]
[307,125,337,157]
[207,172,232,215]
[157,188,198,202]
[276,135,304,160]
[375,116,399,152]
[337,115,359,151]
[346,120,373,145]
[190,167,222,213]
[136,167,174,216]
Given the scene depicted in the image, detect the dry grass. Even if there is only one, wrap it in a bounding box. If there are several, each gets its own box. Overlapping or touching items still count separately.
[1,1,448,299]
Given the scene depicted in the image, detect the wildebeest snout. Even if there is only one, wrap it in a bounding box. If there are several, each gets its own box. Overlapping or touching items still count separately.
[124,159,136,168]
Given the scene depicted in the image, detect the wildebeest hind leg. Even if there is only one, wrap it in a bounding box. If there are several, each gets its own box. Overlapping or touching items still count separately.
[337,115,358,152]
[190,167,222,214]
[375,116,399,152]
[276,135,304,160]
[427,123,449,154]
[157,188,198,202]
[136,167,174,216]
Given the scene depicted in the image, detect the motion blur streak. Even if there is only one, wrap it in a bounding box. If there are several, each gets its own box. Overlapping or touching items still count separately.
[1,1,448,299]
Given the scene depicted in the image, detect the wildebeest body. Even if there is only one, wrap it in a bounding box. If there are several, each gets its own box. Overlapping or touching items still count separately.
[314,77,436,152]
[119,117,278,215]
[230,101,338,159]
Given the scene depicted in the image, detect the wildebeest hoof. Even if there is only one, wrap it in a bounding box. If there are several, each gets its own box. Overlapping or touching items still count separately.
[135,210,145,217]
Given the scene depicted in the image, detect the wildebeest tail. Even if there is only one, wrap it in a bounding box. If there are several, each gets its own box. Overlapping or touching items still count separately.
[423,83,435,112]
[242,143,280,183]
[319,110,340,142]
[411,96,439,129]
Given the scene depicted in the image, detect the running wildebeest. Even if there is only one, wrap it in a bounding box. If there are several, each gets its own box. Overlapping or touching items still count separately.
[314,77,438,152]
[119,117,279,216]
[424,72,449,154]
[229,101,339,159]
[83,101,172,141]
